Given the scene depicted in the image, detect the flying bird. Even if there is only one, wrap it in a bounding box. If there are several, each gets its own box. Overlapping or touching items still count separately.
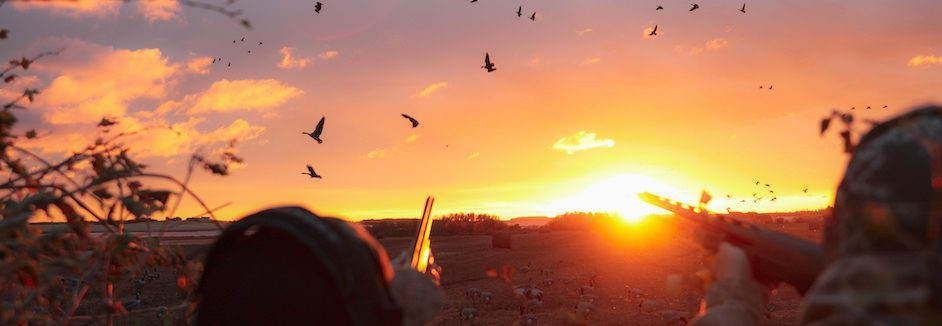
[302,116,326,143]
[401,114,419,128]
[803,188,808,193]
[240,37,244,42]
[690,3,700,11]
[482,53,496,72]
[302,165,322,179]
[529,12,536,21]
[232,40,236,43]
[866,106,872,110]
[649,25,658,36]
[656,5,664,10]
[765,183,771,187]
[739,3,746,13]
[314,2,323,14]
[258,41,263,45]
[883,105,889,108]
[212,58,216,64]
[517,6,522,17]
[227,62,231,67]
[768,85,773,90]
[471,0,478,2]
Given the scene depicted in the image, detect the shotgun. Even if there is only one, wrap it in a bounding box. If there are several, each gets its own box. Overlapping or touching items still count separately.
[638,192,826,295]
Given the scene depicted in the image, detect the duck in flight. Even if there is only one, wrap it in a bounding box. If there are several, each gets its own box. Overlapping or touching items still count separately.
[402,114,419,128]
[302,116,326,143]
[482,53,496,72]
[690,3,700,11]
[314,2,323,14]
[656,5,664,10]
[529,12,536,21]
[649,25,658,36]
[302,165,322,179]
[517,6,522,17]
[739,3,746,13]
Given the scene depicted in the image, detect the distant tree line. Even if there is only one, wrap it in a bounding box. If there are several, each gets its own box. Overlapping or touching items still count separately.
[540,212,620,232]
[362,212,510,238]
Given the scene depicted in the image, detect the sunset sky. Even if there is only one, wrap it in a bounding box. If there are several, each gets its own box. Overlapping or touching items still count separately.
[3,0,942,221]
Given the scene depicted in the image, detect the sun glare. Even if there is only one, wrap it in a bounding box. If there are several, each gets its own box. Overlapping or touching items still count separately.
[545,174,683,223]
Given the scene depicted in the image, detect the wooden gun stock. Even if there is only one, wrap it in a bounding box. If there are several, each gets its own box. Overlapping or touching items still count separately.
[638,192,826,295]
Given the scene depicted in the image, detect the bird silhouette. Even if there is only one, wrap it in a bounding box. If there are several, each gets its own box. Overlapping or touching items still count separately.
[240,37,244,42]
[482,53,496,72]
[690,3,700,11]
[314,2,323,14]
[227,62,231,67]
[656,5,664,10]
[212,58,216,64]
[402,114,419,128]
[755,181,760,186]
[247,50,252,54]
[302,116,326,143]
[866,106,872,110]
[517,6,522,17]
[471,0,478,2]
[768,85,773,90]
[803,188,808,193]
[649,25,658,36]
[739,3,746,13]
[258,41,263,45]
[765,183,771,187]
[851,106,856,110]
[759,85,763,89]
[232,40,236,43]
[302,165,322,179]
[883,105,889,108]
[529,12,536,21]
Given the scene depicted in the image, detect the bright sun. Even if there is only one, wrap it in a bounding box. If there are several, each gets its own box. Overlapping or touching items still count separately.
[545,174,682,223]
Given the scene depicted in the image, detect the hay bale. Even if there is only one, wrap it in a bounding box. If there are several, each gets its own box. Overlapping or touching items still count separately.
[492,231,512,249]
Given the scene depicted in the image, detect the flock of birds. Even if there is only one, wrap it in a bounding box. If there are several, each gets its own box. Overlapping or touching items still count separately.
[649,3,746,37]
[300,114,420,179]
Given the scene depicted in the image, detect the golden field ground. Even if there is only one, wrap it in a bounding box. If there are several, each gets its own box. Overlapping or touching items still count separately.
[85,218,820,325]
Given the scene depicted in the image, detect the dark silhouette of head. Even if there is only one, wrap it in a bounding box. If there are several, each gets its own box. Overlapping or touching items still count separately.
[197,207,401,325]
[827,105,942,258]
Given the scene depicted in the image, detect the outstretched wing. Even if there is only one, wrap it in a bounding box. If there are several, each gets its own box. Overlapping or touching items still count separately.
[313,116,325,136]
[402,114,419,127]
[306,164,316,174]
[484,53,491,65]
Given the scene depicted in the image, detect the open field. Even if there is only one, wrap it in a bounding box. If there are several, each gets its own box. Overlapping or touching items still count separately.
[75,219,821,325]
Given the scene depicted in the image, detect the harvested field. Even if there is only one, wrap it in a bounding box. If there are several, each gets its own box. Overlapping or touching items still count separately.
[82,219,822,325]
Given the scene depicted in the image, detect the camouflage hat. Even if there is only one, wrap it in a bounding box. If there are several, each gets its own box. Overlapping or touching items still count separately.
[827,105,942,258]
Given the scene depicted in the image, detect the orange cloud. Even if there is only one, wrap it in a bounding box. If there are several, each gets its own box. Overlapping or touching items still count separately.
[687,38,730,55]
[137,0,181,22]
[415,82,448,98]
[11,0,120,17]
[318,51,340,60]
[34,39,176,124]
[576,28,593,36]
[164,79,302,114]
[581,57,601,65]
[22,116,265,159]
[362,149,389,159]
[186,56,213,74]
[908,55,942,66]
[552,131,615,154]
[278,47,312,69]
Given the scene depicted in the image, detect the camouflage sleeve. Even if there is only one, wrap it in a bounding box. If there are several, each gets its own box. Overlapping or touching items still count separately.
[692,243,768,326]
[799,254,942,325]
